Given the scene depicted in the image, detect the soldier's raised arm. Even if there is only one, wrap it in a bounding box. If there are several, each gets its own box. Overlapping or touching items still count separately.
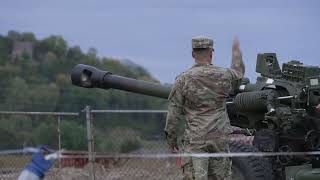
[229,37,245,80]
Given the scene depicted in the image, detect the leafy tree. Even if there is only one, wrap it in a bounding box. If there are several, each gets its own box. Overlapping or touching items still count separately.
[119,139,142,153]
[0,63,21,81]
[0,115,33,147]
[41,35,67,57]
[45,51,57,61]
[21,50,30,60]
[7,30,21,41]
[0,31,168,150]
[66,45,83,61]
[21,32,36,42]
[4,77,30,110]
[0,128,18,149]
[32,122,57,148]
[27,83,59,111]
[0,36,11,64]
[87,47,97,59]
[60,121,87,150]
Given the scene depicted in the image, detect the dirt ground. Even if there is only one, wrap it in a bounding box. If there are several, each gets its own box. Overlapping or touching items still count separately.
[45,158,182,180]
[0,149,182,180]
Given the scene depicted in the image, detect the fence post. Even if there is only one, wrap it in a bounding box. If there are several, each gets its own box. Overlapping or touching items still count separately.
[85,106,95,180]
[57,115,62,169]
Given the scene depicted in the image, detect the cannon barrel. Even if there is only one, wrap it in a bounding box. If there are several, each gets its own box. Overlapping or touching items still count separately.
[71,64,171,99]
[71,64,263,110]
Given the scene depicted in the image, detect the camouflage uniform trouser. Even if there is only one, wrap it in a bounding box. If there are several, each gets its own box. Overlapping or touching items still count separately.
[181,139,232,180]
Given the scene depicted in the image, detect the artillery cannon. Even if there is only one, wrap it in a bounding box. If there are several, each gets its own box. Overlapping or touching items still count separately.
[71,53,320,180]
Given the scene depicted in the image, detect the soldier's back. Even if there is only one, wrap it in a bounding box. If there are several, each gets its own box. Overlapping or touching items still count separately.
[178,64,233,138]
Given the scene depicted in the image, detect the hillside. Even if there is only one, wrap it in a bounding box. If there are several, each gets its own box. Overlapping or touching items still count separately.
[0,31,167,151]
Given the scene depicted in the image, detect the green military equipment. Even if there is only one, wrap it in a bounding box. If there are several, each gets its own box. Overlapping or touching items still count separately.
[71,64,171,99]
[286,164,320,180]
[256,53,282,79]
[71,53,320,180]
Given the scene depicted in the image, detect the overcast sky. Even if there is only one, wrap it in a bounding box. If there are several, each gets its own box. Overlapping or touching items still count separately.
[1,0,319,83]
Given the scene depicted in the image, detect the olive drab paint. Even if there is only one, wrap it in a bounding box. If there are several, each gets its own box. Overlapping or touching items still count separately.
[71,52,320,180]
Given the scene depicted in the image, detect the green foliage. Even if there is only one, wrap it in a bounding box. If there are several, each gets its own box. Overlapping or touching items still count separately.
[0,31,167,150]
[87,47,97,59]
[0,128,19,149]
[21,32,36,42]
[60,121,87,150]
[7,30,21,41]
[21,50,30,60]
[119,139,142,153]
[4,77,29,110]
[95,127,142,153]
[0,36,11,65]
[66,46,83,60]
[0,115,33,148]
[40,35,67,57]
[32,122,57,147]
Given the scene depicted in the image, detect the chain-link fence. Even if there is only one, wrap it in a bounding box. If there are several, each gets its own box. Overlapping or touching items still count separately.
[0,111,82,180]
[88,108,181,180]
[0,107,182,180]
[2,107,319,180]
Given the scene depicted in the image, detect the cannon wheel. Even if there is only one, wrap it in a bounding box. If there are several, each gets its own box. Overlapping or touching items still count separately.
[230,141,273,180]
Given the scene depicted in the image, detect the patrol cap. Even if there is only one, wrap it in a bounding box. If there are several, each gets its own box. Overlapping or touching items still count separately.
[192,36,214,50]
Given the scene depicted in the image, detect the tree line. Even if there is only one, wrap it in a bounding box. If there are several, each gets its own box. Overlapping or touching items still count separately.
[0,31,167,152]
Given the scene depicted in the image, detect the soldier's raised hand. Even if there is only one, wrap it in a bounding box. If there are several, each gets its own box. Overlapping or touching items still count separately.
[232,37,240,52]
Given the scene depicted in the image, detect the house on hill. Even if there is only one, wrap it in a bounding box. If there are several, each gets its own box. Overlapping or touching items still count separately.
[11,41,33,61]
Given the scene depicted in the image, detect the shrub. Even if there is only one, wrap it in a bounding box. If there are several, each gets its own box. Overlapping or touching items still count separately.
[120,139,142,153]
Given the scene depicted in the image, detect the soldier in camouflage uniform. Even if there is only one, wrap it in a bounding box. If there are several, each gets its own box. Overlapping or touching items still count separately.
[165,36,245,180]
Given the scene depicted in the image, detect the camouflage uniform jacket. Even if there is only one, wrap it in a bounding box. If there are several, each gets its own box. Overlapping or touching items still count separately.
[165,52,245,146]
